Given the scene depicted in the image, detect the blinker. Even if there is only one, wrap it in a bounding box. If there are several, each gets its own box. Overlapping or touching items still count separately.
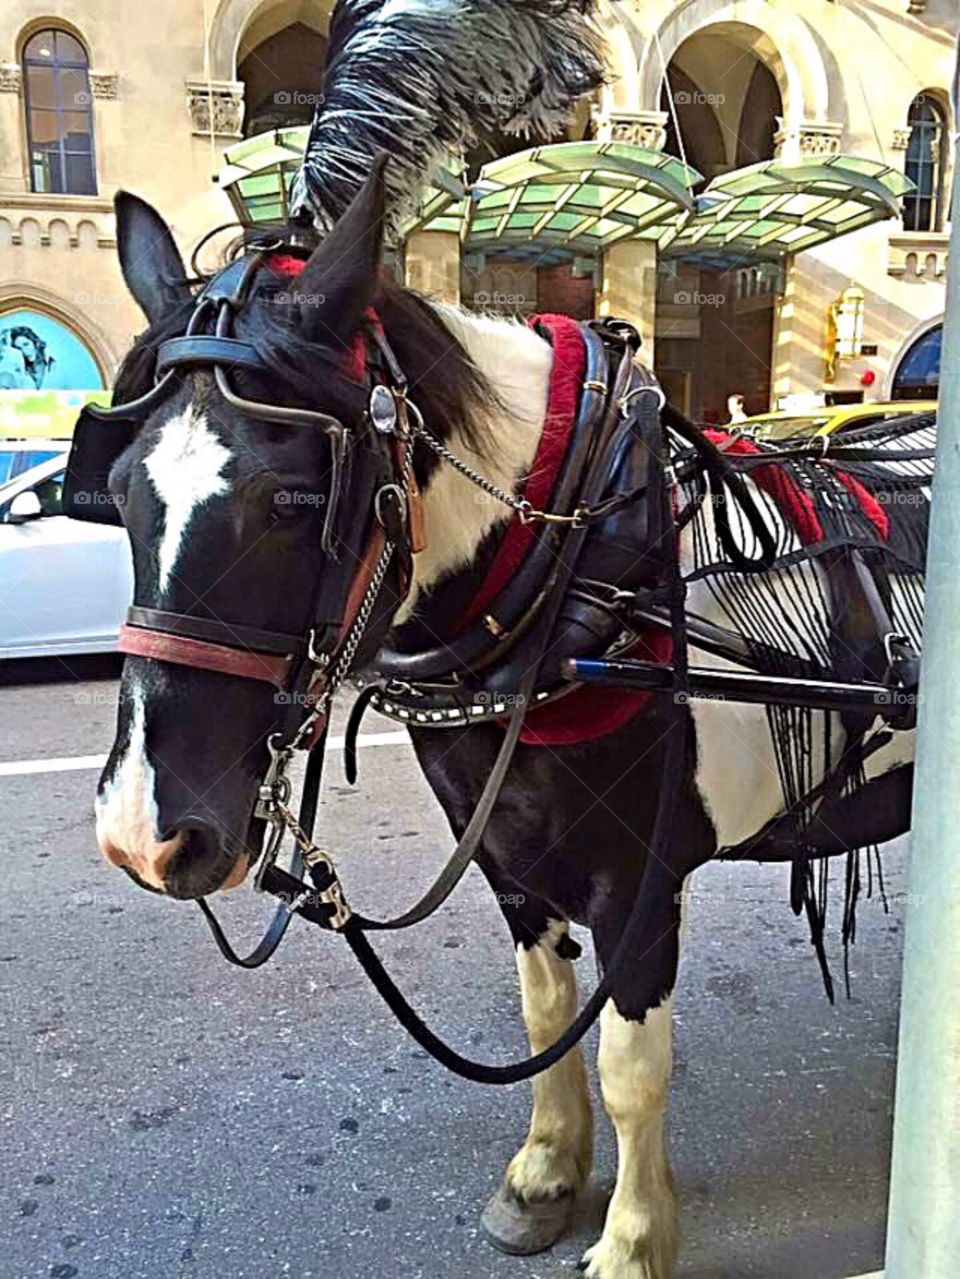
[62,405,140,526]
[369,384,398,434]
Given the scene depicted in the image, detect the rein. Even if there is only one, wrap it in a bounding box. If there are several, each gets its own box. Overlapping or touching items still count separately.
[70,252,767,1083]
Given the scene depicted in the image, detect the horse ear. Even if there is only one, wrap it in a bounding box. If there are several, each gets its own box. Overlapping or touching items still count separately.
[115,192,192,324]
[296,155,389,345]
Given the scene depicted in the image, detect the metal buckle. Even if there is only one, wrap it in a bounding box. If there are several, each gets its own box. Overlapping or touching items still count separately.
[307,631,332,666]
[518,501,589,528]
[375,482,408,530]
[255,733,292,821]
[302,848,353,931]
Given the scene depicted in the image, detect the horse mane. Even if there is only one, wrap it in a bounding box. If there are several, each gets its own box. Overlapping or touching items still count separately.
[112,268,500,460]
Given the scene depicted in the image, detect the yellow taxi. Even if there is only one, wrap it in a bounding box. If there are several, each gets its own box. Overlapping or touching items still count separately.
[741,400,937,443]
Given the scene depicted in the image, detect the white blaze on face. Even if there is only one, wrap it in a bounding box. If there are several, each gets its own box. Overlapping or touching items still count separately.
[95,682,180,889]
[145,404,231,593]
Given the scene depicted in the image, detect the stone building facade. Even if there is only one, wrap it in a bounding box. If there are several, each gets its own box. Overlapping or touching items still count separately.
[0,0,954,417]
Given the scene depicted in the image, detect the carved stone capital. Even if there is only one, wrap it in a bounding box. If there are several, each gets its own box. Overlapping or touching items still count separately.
[90,72,119,100]
[892,128,913,152]
[775,120,844,161]
[594,110,669,152]
[0,64,22,94]
[186,79,245,138]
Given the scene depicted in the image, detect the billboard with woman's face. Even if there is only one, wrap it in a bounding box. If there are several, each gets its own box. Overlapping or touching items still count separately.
[0,310,104,391]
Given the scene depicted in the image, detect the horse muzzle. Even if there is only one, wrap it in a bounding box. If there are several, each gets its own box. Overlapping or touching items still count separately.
[97,819,253,899]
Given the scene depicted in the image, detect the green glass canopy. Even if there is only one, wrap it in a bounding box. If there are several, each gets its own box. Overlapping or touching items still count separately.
[216,133,912,268]
[661,155,912,266]
[216,126,310,225]
[405,142,701,254]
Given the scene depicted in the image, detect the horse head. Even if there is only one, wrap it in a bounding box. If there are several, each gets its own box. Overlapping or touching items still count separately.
[95,161,414,899]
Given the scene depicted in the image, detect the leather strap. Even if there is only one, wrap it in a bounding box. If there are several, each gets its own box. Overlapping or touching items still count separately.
[126,607,305,656]
[157,336,269,376]
[338,527,387,645]
[197,738,327,968]
[351,658,539,931]
[119,624,294,689]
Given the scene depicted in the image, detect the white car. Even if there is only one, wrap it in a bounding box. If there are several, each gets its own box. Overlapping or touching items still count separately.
[0,449,133,659]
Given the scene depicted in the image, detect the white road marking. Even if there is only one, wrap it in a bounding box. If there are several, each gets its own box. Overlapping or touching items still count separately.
[0,754,108,777]
[0,730,410,779]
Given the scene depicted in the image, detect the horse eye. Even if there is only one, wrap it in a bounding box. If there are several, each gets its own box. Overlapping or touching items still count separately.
[271,490,303,521]
[270,489,324,523]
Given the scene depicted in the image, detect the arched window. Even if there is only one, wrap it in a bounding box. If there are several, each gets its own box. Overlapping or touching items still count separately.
[892,323,941,401]
[903,93,947,232]
[22,29,97,196]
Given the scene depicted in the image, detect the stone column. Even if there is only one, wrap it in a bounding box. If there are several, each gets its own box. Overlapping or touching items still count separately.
[0,65,25,194]
[599,239,658,350]
[404,230,461,305]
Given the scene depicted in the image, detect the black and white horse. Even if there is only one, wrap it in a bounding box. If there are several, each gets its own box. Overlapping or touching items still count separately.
[91,169,920,1278]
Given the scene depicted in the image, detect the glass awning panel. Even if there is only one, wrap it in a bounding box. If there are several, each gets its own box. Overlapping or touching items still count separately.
[661,155,912,262]
[404,142,701,254]
[217,126,310,224]
[217,135,912,269]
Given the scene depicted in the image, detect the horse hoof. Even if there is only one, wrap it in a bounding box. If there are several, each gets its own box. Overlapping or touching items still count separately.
[480,1180,574,1256]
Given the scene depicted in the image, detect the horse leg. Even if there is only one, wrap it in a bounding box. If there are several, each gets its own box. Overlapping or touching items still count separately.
[581,904,682,1279]
[482,912,593,1256]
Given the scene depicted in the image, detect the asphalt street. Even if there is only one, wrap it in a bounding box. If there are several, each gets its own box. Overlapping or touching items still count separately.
[0,656,907,1279]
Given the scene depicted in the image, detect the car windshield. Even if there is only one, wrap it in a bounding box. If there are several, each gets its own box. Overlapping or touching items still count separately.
[0,454,68,507]
[753,416,831,441]
[0,448,60,485]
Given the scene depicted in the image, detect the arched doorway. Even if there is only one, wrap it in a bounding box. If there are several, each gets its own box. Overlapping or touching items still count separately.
[237,2,330,136]
[656,24,785,421]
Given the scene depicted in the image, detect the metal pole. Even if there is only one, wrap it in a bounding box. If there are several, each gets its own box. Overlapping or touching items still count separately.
[884,47,960,1279]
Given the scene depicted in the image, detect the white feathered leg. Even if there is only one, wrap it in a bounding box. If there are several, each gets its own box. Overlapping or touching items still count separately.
[581,998,678,1279]
[482,922,592,1255]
